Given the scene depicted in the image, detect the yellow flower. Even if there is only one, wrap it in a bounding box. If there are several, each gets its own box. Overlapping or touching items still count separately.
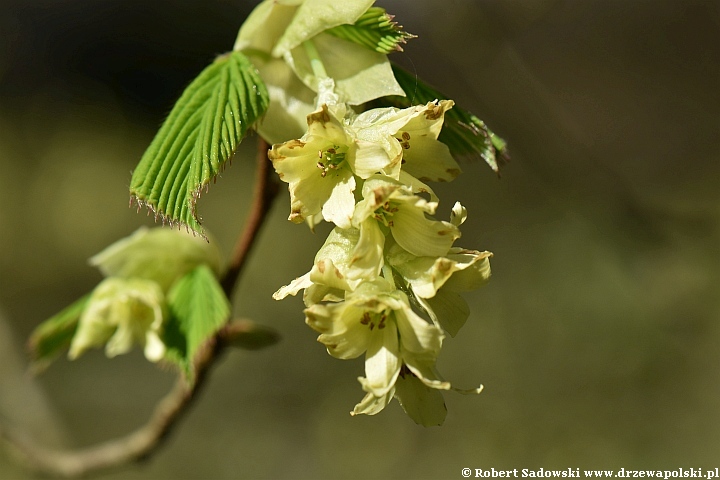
[353,175,460,258]
[69,277,166,362]
[305,278,447,398]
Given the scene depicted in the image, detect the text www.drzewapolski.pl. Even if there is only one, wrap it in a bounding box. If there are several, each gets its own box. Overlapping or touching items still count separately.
[461,468,720,479]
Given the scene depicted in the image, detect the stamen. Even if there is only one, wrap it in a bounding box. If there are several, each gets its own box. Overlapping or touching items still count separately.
[396,132,411,150]
[373,201,398,228]
[317,144,347,177]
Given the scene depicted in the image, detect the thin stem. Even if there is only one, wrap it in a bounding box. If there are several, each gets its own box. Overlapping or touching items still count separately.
[221,138,279,298]
[1,335,220,477]
[302,39,327,79]
[0,137,280,478]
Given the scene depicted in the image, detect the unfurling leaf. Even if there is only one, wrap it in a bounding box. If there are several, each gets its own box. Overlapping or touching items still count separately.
[372,64,510,174]
[164,265,230,380]
[130,51,269,237]
[326,7,415,54]
[28,294,89,372]
[90,227,221,293]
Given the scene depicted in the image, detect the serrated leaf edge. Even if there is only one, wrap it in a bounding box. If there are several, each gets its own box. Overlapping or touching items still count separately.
[326,6,416,54]
[130,51,269,238]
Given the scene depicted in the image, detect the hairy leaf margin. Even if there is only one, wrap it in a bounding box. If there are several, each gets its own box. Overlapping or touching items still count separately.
[130,51,269,237]
[326,6,415,54]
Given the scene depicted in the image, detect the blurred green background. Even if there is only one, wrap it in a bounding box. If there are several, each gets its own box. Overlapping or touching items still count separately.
[1,0,719,478]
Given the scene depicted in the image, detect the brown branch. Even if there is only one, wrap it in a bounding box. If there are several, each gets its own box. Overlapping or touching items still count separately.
[221,137,279,297]
[2,335,215,477]
[1,137,280,477]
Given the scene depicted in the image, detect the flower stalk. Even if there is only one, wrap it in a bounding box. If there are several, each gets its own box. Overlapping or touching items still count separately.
[302,39,328,79]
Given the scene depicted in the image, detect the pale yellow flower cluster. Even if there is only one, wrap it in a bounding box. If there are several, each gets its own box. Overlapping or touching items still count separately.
[272,89,492,425]
[239,0,493,426]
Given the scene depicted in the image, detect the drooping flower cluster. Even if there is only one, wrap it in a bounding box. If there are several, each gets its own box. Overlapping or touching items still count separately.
[271,82,492,426]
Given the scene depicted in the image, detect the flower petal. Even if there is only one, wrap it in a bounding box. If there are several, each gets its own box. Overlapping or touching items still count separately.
[70,277,166,361]
[387,246,490,300]
[285,33,404,105]
[144,332,167,362]
[402,100,452,140]
[310,303,372,360]
[309,258,354,292]
[362,320,400,397]
[443,250,492,292]
[105,323,136,358]
[380,100,460,182]
[352,103,422,134]
[303,283,345,306]
[287,171,337,224]
[269,140,314,184]
[233,1,299,54]
[403,361,451,391]
[348,219,384,282]
[391,202,459,258]
[272,272,312,300]
[398,171,438,203]
[251,57,315,145]
[400,132,460,183]
[352,177,401,227]
[321,169,356,228]
[68,303,115,360]
[351,387,395,417]
[310,227,377,290]
[272,0,374,57]
[449,202,467,227]
[395,305,444,360]
[351,139,400,179]
[388,253,453,299]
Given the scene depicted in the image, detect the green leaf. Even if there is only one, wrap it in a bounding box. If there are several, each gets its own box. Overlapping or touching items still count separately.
[164,265,230,380]
[395,372,447,427]
[28,294,89,371]
[371,63,510,174]
[130,51,269,237]
[326,7,415,55]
